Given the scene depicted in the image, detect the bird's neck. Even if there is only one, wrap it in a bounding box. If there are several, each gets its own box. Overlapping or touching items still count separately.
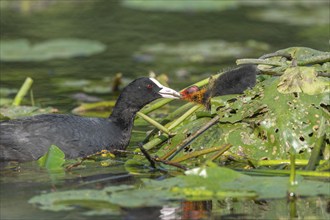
[109,96,141,130]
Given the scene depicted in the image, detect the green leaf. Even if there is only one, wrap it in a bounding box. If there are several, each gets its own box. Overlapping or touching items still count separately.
[29,165,330,214]
[38,145,65,170]
[277,67,330,95]
[0,106,57,119]
[0,38,106,62]
[29,189,120,215]
[122,0,239,12]
[136,40,269,64]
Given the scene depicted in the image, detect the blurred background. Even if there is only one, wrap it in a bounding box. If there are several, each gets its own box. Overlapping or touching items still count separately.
[0,0,329,111]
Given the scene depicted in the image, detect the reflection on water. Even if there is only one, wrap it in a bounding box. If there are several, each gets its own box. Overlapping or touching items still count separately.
[1,0,329,219]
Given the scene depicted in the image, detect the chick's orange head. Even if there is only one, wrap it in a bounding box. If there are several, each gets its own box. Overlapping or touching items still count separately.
[180,85,206,104]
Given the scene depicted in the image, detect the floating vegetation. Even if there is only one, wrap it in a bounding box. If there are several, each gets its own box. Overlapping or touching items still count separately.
[29,164,329,214]
[71,101,115,117]
[249,7,329,26]
[135,40,269,64]
[122,0,327,15]
[0,106,58,120]
[0,76,57,120]
[122,0,239,12]
[0,38,106,62]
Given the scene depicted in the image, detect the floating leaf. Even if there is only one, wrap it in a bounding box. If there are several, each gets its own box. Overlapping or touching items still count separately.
[136,40,269,64]
[38,145,65,170]
[180,166,330,199]
[0,88,18,96]
[82,85,112,94]
[0,106,58,119]
[71,101,115,117]
[59,79,91,88]
[29,165,330,214]
[0,38,106,62]
[250,7,329,26]
[29,189,120,215]
[122,0,238,12]
[0,98,13,107]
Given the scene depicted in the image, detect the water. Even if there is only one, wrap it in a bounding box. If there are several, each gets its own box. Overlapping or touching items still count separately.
[1,1,329,219]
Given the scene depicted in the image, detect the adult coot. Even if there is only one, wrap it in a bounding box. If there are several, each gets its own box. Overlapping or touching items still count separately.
[0,77,180,162]
[181,65,258,107]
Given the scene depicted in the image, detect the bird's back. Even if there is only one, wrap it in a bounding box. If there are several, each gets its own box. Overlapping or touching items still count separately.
[0,114,127,162]
[213,65,257,96]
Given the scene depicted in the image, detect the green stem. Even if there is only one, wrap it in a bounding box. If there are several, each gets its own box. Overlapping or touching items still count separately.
[296,54,330,66]
[143,134,169,151]
[171,144,231,163]
[136,112,171,135]
[290,153,296,186]
[209,144,233,161]
[167,102,196,121]
[167,104,202,130]
[236,58,284,67]
[241,169,330,178]
[141,102,195,144]
[140,98,172,115]
[30,89,35,106]
[256,159,326,166]
[306,117,326,170]
[168,115,220,160]
[12,77,33,106]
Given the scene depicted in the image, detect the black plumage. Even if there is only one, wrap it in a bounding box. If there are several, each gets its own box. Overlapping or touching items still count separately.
[204,64,258,100]
[0,77,180,162]
[180,65,258,107]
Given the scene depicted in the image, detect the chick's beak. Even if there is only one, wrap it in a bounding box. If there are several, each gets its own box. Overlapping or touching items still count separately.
[158,86,181,99]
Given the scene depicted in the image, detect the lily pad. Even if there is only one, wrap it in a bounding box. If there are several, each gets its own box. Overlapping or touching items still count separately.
[0,106,58,120]
[0,38,106,62]
[122,0,238,12]
[0,88,18,96]
[71,101,115,117]
[182,166,330,199]
[136,40,269,64]
[29,165,330,214]
[249,7,329,26]
[29,189,120,215]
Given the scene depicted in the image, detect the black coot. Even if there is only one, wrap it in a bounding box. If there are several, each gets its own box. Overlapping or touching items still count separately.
[0,77,180,162]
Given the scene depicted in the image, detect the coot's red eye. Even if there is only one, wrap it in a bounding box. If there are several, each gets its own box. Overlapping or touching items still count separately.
[147,84,153,89]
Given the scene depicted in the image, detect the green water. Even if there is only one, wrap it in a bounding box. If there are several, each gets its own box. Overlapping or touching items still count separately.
[1,1,329,219]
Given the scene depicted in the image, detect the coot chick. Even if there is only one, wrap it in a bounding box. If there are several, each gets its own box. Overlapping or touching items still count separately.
[0,78,180,162]
[181,65,258,107]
